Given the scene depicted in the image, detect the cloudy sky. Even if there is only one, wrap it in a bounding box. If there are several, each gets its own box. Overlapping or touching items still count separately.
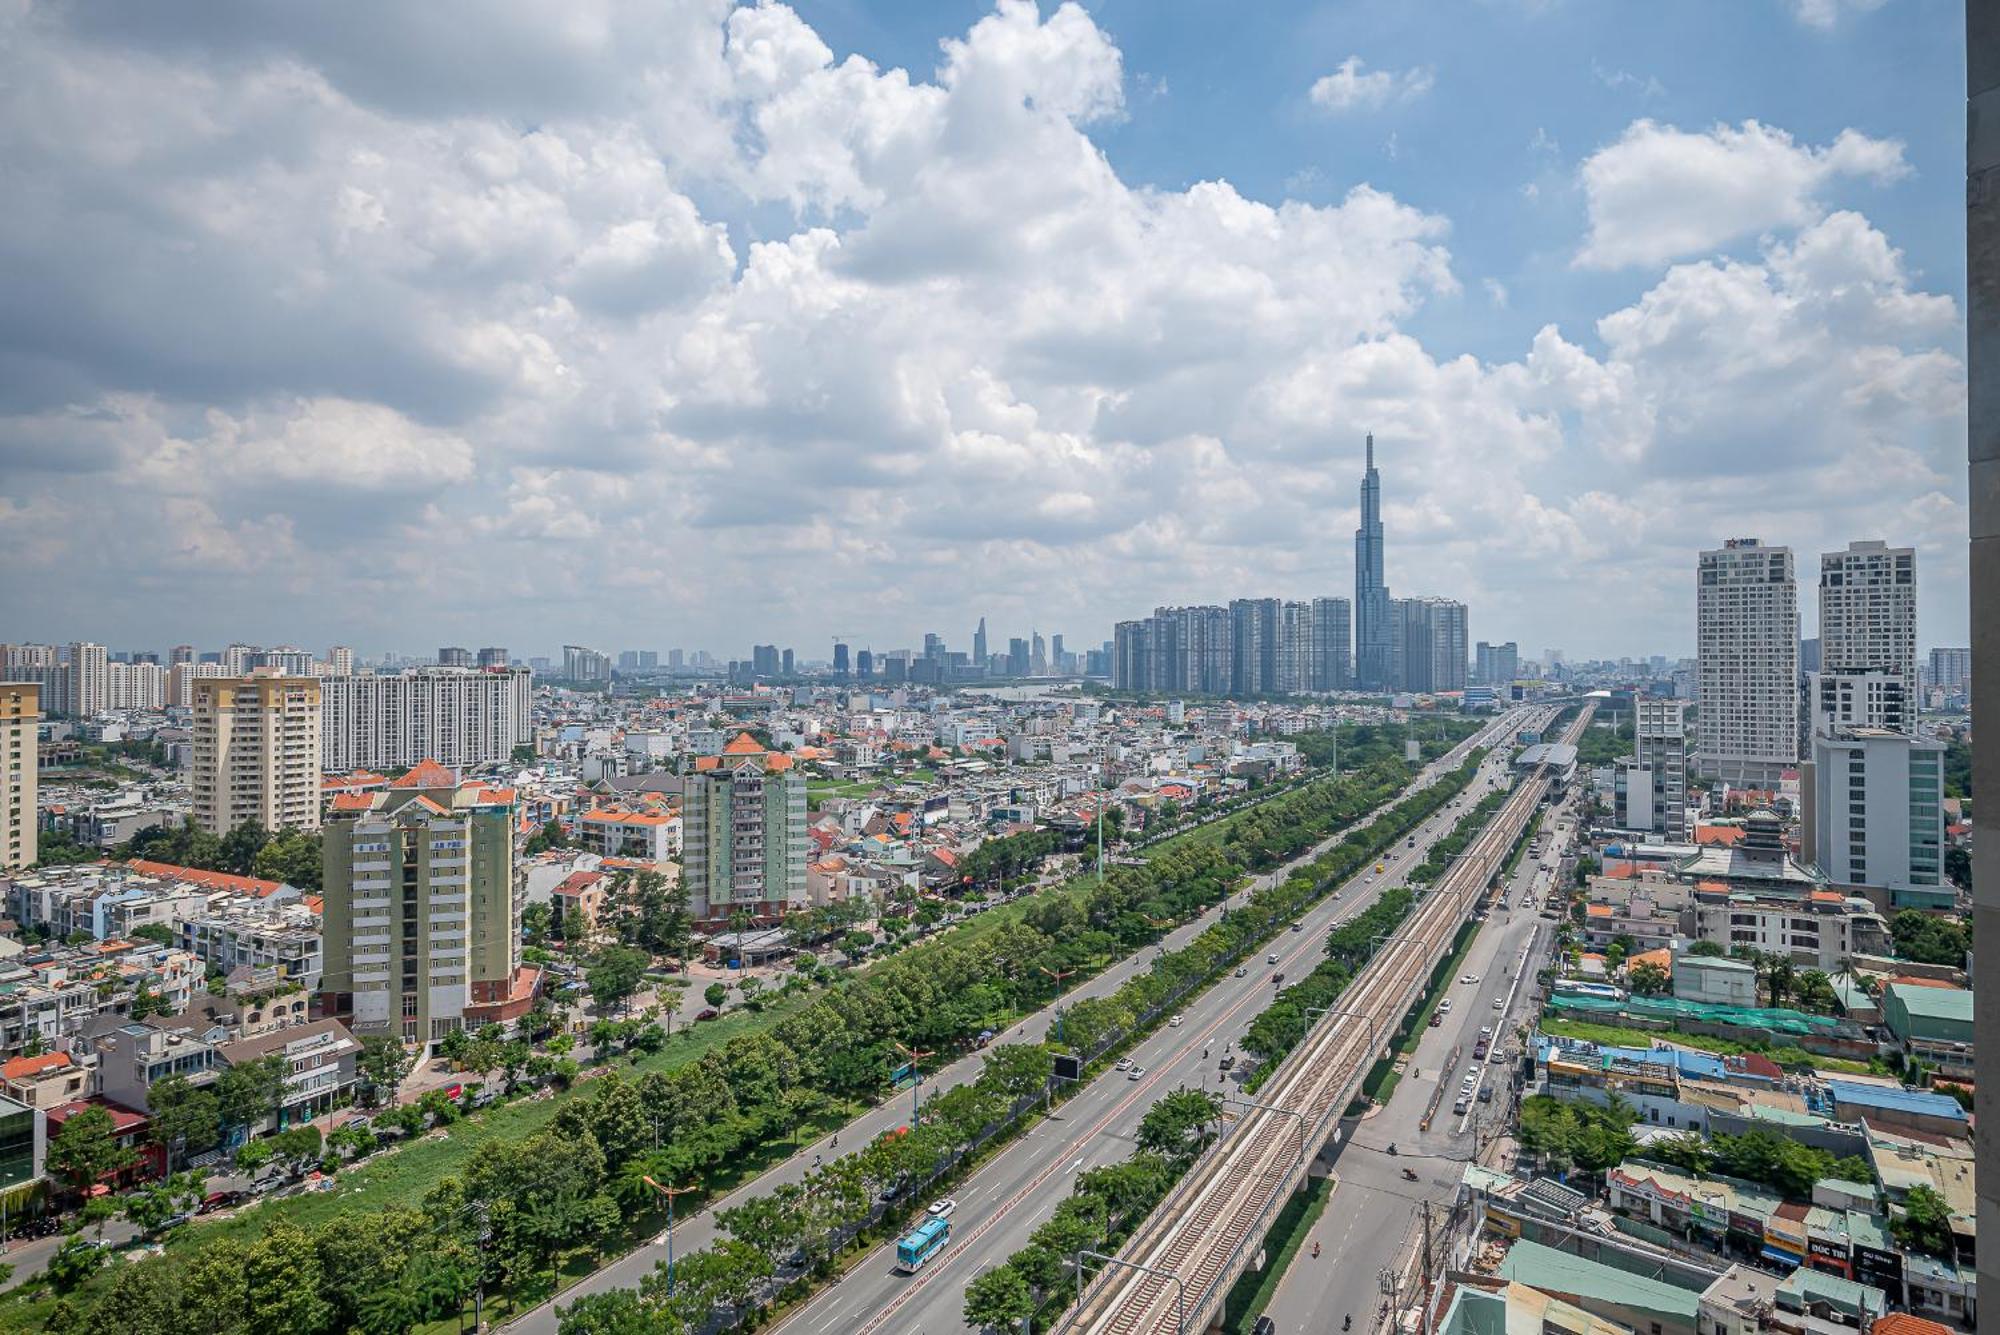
[0,0,1966,663]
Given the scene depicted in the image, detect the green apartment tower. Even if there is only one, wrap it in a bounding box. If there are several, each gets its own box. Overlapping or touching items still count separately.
[684,733,808,924]
[320,762,530,1044]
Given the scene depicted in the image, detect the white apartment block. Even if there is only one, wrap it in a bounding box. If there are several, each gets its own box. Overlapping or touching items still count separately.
[1805,726,1950,910]
[1623,696,1689,840]
[1810,669,1909,735]
[191,675,323,835]
[320,666,533,771]
[105,660,165,711]
[1819,540,1916,699]
[1,684,38,871]
[1696,540,1798,786]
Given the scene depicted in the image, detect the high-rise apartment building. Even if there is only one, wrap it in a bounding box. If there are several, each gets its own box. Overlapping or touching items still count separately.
[1474,641,1520,687]
[832,643,851,678]
[1804,727,1948,909]
[1310,597,1352,691]
[1113,619,1152,692]
[66,642,107,718]
[169,645,196,667]
[682,734,808,923]
[1819,540,1916,697]
[1696,540,1799,786]
[105,660,165,710]
[1,684,38,871]
[1353,434,1392,691]
[191,676,323,835]
[1615,697,1688,840]
[320,667,533,771]
[254,647,316,676]
[1389,597,1468,694]
[1274,601,1315,694]
[474,647,507,670]
[321,772,521,1043]
[562,644,612,682]
[1927,646,1972,695]
[1229,598,1280,696]
[436,647,473,668]
[326,645,356,676]
[752,645,781,677]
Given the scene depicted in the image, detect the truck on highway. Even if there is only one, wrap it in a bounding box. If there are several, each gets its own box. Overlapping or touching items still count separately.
[894,1216,952,1273]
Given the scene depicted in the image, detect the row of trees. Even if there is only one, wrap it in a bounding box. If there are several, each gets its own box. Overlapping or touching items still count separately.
[1240,889,1415,1076]
[1641,1128,1872,1200]
[1407,789,1506,886]
[115,818,324,892]
[961,1089,1222,1332]
[43,744,1469,1332]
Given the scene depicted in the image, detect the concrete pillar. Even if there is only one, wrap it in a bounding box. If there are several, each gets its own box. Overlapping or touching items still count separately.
[1968,7,2000,1322]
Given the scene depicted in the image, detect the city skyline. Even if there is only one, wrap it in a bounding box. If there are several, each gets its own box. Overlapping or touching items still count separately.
[0,2,1967,657]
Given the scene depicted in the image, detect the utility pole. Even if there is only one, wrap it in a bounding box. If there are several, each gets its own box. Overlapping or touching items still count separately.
[1421,1200,1435,1335]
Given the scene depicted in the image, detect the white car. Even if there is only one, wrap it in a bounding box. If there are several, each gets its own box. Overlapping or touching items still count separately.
[1168,1014,1185,1027]
[1459,974,1479,984]
[1438,998,1453,1013]
[1115,1057,1133,1070]
[1128,1066,1145,1080]
[1492,997,1506,1010]
[927,1198,957,1218]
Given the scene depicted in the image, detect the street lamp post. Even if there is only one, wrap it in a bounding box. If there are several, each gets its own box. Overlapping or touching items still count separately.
[640,1176,701,1296]
[1074,1248,1189,1335]
[893,1041,935,1126]
[1038,966,1076,1046]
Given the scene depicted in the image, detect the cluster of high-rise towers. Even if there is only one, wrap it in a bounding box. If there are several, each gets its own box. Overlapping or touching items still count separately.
[1111,436,1470,697]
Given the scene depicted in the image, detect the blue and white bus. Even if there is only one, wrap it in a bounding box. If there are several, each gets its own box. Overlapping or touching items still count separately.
[894,1216,952,1273]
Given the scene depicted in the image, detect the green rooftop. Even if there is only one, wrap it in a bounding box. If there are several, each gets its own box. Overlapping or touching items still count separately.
[1497,1240,1700,1327]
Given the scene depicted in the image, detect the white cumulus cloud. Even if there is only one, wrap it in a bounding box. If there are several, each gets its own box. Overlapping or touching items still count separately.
[1576,118,1907,269]
[1308,57,1435,113]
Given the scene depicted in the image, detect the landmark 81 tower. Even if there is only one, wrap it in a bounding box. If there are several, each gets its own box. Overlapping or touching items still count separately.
[1354,434,1391,691]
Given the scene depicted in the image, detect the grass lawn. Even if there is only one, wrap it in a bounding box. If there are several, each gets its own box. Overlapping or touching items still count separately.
[177,999,814,1249]
[1535,1016,1876,1075]
[1217,1174,1334,1334]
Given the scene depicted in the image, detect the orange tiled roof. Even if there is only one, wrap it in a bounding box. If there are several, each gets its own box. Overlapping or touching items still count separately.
[1872,1314,1956,1335]
[723,732,765,754]
[1695,879,1729,893]
[1585,903,1614,918]
[1695,824,1746,847]
[390,758,457,789]
[1,1052,71,1080]
[1626,948,1672,974]
[330,792,375,812]
[126,860,285,897]
[1889,975,1961,990]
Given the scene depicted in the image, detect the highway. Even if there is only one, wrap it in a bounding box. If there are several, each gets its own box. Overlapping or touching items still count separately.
[756,709,1535,1335]
[1252,789,1581,1334]
[507,708,1528,1333]
[1062,704,1586,1335]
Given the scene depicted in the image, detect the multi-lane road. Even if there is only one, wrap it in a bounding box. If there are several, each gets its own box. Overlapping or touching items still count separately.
[759,712,1534,1335]
[1253,789,1579,1333]
[510,707,1530,1332]
[1064,704,1580,1335]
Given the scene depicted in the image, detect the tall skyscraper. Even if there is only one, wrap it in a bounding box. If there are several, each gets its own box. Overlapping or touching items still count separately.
[1275,601,1316,694]
[1353,434,1391,691]
[1113,620,1152,692]
[1031,631,1047,675]
[972,617,988,668]
[191,675,323,835]
[1,683,38,871]
[327,645,356,676]
[832,642,851,678]
[475,647,509,669]
[1051,634,1066,672]
[683,734,807,923]
[169,645,196,667]
[321,770,520,1043]
[437,647,473,668]
[780,648,794,677]
[1388,597,1468,694]
[1474,641,1519,687]
[1229,598,1280,695]
[1819,540,1917,713]
[856,649,874,680]
[1696,539,1799,786]
[1310,597,1352,691]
